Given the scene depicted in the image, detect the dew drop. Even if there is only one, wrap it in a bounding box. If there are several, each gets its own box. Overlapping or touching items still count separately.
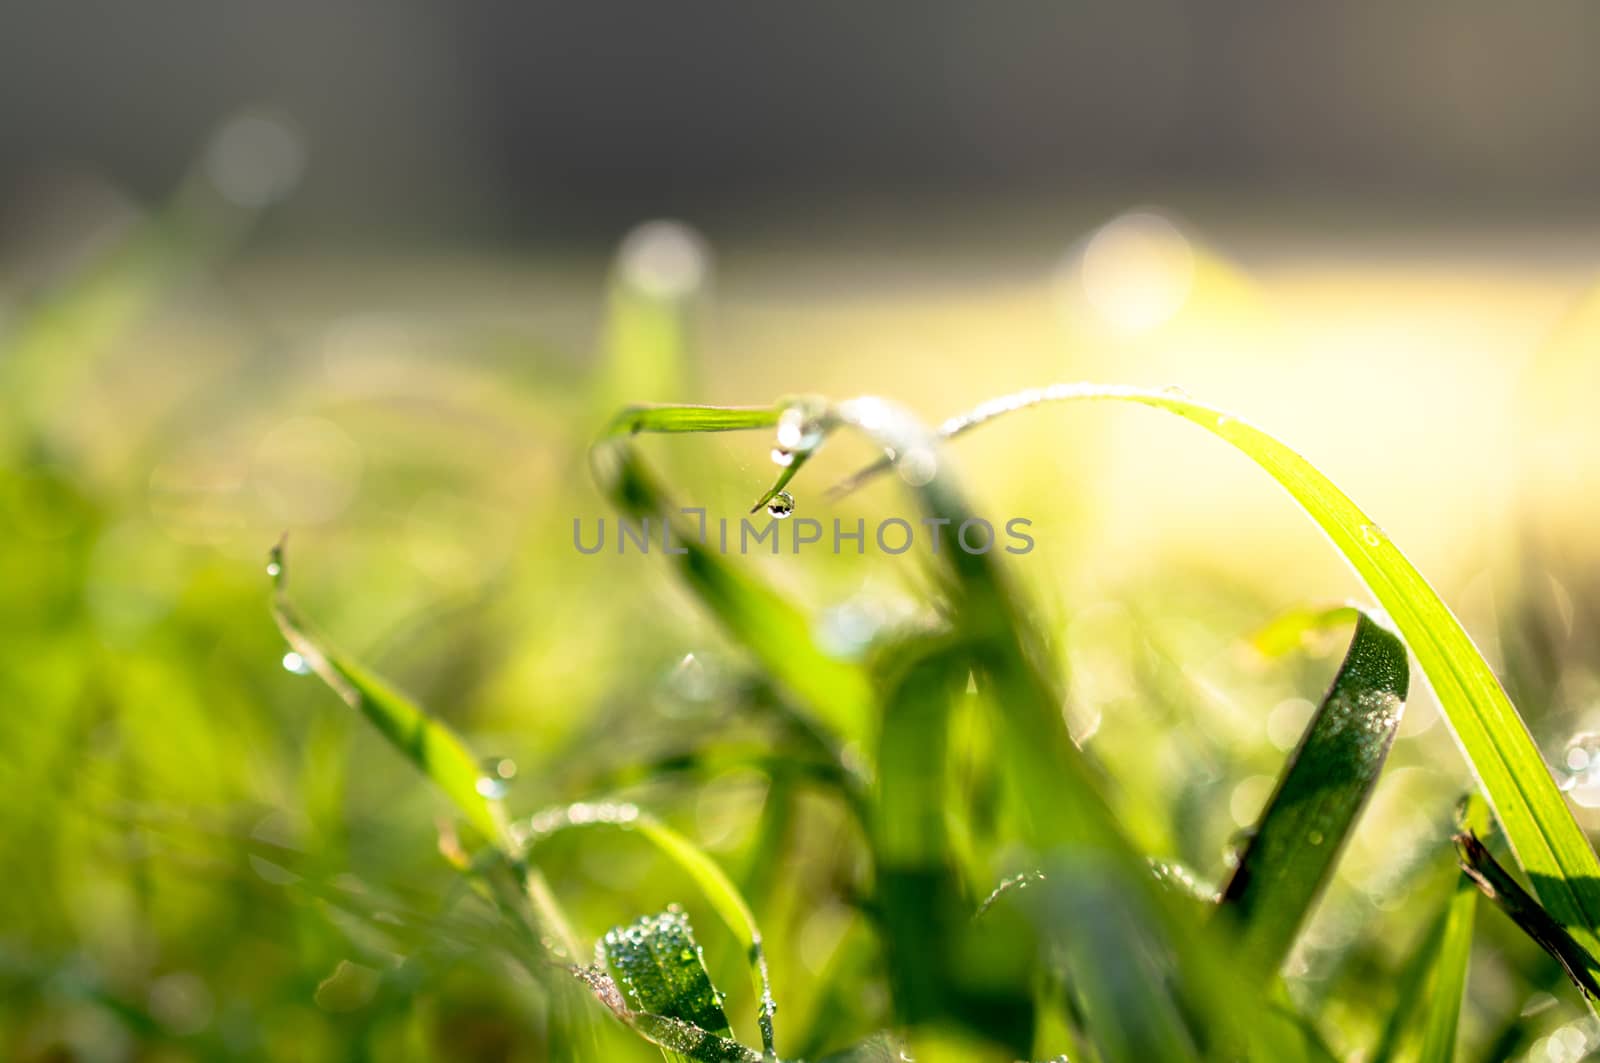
[266,560,282,578]
[766,491,795,519]
[770,447,794,467]
[1360,524,1383,547]
[281,651,311,675]
[1161,384,1190,399]
[1307,830,1325,846]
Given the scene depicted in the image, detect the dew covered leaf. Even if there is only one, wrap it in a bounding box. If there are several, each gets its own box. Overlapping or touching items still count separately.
[1219,607,1410,976]
[585,907,763,1063]
[604,908,733,1040]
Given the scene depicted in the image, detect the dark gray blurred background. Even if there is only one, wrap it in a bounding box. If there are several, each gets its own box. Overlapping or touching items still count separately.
[4,1,1599,242]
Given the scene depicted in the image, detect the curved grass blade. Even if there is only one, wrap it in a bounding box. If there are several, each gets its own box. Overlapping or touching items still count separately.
[268,539,503,845]
[1219,607,1409,976]
[830,382,1600,966]
[591,413,874,739]
[523,802,777,1057]
[819,397,1307,1062]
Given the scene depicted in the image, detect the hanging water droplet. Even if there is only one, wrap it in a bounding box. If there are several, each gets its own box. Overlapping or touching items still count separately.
[770,447,794,467]
[766,491,795,519]
[1360,524,1383,547]
[281,651,310,675]
[266,559,282,578]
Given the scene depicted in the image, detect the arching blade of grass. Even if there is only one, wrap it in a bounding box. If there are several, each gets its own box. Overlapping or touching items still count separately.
[818,397,1314,1062]
[828,382,1600,969]
[523,803,777,1057]
[268,539,504,846]
[1219,607,1409,977]
[591,415,874,740]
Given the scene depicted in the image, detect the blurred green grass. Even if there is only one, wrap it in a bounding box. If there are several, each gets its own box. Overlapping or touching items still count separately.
[5,154,1600,1061]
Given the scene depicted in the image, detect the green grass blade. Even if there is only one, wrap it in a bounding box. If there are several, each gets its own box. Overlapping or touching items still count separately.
[1417,874,1479,1063]
[524,803,777,1056]
[602,404,780,437]
[1219,608,1409,976]
[591,425,874,739]
[831,382,1600,964]
[871,637,1039,1050]
[1371,906,1451,1063]
[268,539,503,845]
[820,398,1273,1062]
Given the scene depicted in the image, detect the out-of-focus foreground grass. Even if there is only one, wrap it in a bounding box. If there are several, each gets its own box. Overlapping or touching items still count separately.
[4,138,1600,1061]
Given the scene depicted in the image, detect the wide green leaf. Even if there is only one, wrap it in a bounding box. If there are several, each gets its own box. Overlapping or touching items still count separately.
[1219,607,1409,976]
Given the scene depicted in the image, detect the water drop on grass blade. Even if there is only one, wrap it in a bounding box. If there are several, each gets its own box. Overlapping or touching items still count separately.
[281,651,310,675]
[766,491,795,519]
